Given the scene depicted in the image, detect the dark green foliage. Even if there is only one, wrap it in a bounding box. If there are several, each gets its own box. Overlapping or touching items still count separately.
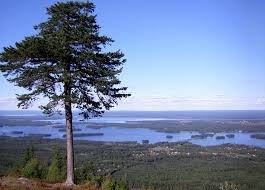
[75,162,95,184]
[90,175,104,188]
[46,150,66,182]
[102,175,116,190]
[20,158,41,178]
[19,146,42,178]
[23,146,35,164]
[116,175,129,190]
[0,1,130,117]
[1,136,265,190]
[0,1,130,184]
[101,175,129,190]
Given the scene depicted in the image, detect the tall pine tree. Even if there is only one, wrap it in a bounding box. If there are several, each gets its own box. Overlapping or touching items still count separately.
[0,1,130,185]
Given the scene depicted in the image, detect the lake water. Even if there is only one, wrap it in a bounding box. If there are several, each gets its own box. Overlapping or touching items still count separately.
[1,125,265,148]
[1,110,265,148]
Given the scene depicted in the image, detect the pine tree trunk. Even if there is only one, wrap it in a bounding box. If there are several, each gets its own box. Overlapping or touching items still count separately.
[65,89,74,185]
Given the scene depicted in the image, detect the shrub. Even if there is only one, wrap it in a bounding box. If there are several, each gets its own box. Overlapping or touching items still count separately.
[116,175,129,190]
[75,162,95,184]
[46,161,61,182]
[18,146,42,178]
[46,150,66,182]
[23,146,35,164]
[90,175,104,188]
[20,157,41,178]
[102,175,116,190]
[7,167,20,177]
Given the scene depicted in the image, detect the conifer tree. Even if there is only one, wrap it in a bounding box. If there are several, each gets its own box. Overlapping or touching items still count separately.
[47,150,66,182]
[0,1,129,185]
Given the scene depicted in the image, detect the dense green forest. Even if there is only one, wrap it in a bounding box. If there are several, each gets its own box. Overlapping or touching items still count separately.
[1,136,265,190]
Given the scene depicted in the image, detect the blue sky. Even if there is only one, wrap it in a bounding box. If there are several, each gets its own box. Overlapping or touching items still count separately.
[0,0,265,110]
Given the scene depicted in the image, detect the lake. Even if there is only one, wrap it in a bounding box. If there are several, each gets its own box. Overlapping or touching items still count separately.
[1,124,265,148]
[1,110,265,148]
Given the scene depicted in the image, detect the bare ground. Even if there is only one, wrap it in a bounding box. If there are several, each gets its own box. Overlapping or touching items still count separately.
[0,177,100,190]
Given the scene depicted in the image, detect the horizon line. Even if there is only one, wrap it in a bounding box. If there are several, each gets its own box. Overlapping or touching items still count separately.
[0,109,265,112]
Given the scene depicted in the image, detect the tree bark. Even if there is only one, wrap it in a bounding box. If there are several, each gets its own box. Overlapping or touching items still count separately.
[65,86,74,185]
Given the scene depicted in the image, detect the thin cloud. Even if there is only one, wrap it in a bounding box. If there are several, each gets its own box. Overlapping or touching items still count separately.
[256,97,265,105]
[0,97,17,109]
[243,79,263,85]
[0,97,17,103]
[116,95,265,110]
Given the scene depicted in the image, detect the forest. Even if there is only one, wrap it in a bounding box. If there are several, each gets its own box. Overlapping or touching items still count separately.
[1,136,265,190]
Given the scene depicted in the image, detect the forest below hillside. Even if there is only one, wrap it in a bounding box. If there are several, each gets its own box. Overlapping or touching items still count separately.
[0,136,265,190]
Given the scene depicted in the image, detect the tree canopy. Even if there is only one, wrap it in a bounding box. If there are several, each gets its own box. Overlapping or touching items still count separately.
[0,1,130,184]
[0,1,130,118]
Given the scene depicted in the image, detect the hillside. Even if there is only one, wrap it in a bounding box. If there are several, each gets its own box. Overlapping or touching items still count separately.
[0,177,99,190]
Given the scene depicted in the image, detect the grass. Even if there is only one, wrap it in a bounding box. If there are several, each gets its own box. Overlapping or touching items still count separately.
[0,176,100,190]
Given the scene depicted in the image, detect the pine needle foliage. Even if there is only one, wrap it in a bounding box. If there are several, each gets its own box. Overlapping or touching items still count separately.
[0,1,130,117]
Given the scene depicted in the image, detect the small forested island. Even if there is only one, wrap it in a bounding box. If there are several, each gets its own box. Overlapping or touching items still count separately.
[11,131,23,135]
[58,128,82,132]
[166,135,173,139]
[62,133,104,138]
[28,134,51,138]
[226,134,235,138]
[216,136,225,140]
[191,133,214,139]
[250,134,265,140]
